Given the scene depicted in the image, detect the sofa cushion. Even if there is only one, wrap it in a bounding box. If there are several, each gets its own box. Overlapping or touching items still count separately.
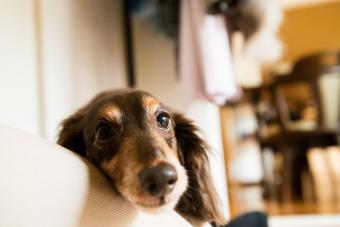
[0,124,191,227]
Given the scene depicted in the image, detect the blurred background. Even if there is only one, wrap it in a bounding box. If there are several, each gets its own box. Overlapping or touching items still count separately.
[0,0,340,226]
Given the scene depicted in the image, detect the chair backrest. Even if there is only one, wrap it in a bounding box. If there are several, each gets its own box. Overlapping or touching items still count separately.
[272,51,340,132]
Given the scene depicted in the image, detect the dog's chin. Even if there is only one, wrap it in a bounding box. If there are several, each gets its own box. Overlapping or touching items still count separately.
[135,197,179,214]
[129,177,188,214]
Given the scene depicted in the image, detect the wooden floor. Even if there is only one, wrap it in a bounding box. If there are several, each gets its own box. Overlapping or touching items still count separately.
[228,183,340,218]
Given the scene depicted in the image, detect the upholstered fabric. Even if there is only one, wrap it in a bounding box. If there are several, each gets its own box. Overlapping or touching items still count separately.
[0,124,191,227]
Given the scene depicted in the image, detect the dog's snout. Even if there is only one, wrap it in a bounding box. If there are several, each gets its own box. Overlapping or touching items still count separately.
[139,163,178,197]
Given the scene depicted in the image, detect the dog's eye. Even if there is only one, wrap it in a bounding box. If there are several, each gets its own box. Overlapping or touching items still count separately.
[96,123,113,141]
[156,112,171,129]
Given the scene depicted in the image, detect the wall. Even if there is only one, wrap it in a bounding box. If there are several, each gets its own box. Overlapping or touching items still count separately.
[280,1,340,62]
[39,0,127,140]
[133,19,182,109]
[279,0,340,9]
[0,0,127,139]
[0,0,40,135]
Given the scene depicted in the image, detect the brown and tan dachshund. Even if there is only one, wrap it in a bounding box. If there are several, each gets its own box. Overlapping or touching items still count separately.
[57,89,225,225]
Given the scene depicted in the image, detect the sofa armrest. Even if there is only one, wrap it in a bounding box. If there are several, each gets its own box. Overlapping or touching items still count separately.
[0,124,191,227]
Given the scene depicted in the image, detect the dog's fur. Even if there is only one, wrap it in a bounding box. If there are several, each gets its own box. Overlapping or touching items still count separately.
[57,89,225,225]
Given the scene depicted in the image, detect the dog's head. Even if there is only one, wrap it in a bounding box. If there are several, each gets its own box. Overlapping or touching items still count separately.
[57,89,224,225]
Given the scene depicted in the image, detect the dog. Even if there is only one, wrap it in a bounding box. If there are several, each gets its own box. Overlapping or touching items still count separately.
[57,89,225,226]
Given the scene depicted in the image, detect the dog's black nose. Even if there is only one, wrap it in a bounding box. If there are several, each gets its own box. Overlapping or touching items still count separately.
[139,163,178,197]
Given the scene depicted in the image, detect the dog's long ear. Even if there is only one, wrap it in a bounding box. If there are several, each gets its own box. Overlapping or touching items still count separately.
[57,91,115,156]
[57,106,88,156]
[173,113,225,226]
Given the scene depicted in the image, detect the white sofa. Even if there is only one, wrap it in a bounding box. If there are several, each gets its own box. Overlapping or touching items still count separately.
[0,124,192,227]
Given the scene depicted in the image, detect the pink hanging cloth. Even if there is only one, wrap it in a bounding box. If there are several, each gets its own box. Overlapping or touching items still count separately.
[179,0,241,106]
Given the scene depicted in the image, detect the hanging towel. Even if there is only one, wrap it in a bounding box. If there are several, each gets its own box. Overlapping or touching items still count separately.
[179,0,240,106]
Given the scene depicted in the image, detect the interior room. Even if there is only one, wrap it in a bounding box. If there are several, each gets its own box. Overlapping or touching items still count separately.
[0,0,339,226]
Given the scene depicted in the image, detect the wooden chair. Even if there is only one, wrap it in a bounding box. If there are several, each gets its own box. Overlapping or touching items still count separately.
[265,51,340,201]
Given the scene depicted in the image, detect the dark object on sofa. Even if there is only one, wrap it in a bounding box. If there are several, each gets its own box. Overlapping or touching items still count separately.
[226,211,268,227]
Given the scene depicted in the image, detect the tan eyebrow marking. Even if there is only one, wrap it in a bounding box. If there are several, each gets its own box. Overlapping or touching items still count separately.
[142,95,159,115]
[99,104,122,122]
